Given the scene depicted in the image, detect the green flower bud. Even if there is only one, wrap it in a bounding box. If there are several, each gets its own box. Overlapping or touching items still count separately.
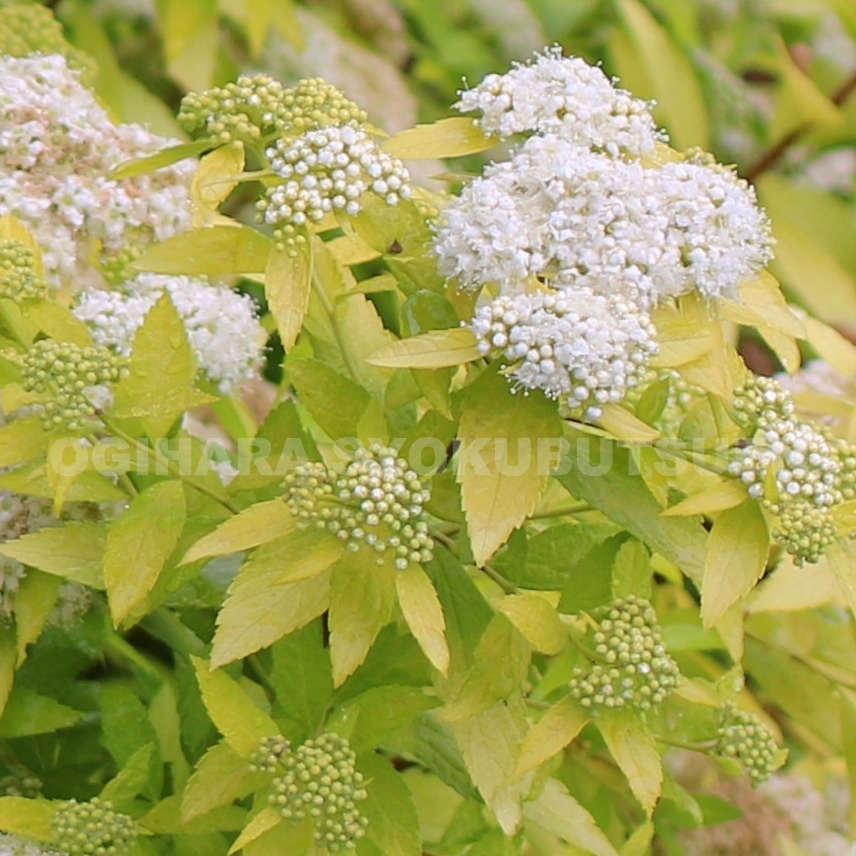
[52,798,136,856]
[0,239,49,301]
[714,702,786,786]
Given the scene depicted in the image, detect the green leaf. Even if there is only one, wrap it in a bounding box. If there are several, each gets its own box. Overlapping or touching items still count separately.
[612,539,653,600]
[328,551,397,686]
[182,741,261,824]
[367,329,482,369]
[381,117,498,159]
[134,225,272,276]
[192,656,280,759]
[358,754,422,856]
[701,501,769,627]
[239,528,343,586]
[111,293,214,436]
[180,500,294,565]
[523,778,618,856]
[156,0,218,91]
[100,743,156,807]
[558,535,625,614]
[0,418,49,468]
[396,565,450,675]
[515,696,588,778]
[597,713,662,816]
[0,687,82,737]
[458,369,562,566]
[228,806,283,855]
[496,593,566,655]
[242,814,313,856]
[191,143,245,224]
[0,521,107,586]
[111,140,213,180]
[661,481,747,517]
[14,571,62,663]
[0,797,55,841]
[104,480,186,626]
[266,240,313,351]
[23,301,94,347]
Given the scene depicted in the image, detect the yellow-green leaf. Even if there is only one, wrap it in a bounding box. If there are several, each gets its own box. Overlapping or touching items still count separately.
[597,713,662,816]
[180,500,293,565]
[265,239,313,351]
[701,501,769,627]
[801,316,856,377]
[515,696,588,778]
[826,540,856,621]
[0,418,49,469]
[23,301,94,347]
[157,0,219,91]
[134,225,272,276]
[396,564,450,675]
[381,117,498,159]
[661,480,747,517]
[182,740,260,823]
[599,405,661,443]
[228,806,282,855]
[191,143,245,226]
[191,656,279,759]
[458,369,561,566]
[0,797,55,841]
[111,140,212,180]
[104,480,186,626]
[14,571,62,664]
[497,593,566,655]
[366,328,482,369]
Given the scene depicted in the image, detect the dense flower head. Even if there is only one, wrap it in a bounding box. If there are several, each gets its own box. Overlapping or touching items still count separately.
[569,595,679,714]
[0,240,48,301]
[283,445,433,570]
[455,46,664,156]
[279,78,368,131]
[72,274,265,394]
[250,735,292,773]
[268,733,369,852]
[260,125,411,252]
[21,339,127,434]
[52,797,136,856]
[714,702,785,786]
[0,831,64,856]
[0,54,193,290]
[471,289,658,419]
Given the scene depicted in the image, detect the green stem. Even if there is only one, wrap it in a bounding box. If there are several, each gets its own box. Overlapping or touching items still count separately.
[654,735,717,752]
[530,501,592,520]
[481,563,517,594]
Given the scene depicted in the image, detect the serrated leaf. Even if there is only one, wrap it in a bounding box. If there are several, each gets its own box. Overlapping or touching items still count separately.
[515,697,588,778]
[0,687,83,737]
[100,743,155,806]
[701,501,769,627]
[661,480,747,517]
[497,593,566,655]
[523,778,618,856]
[381,117,498,159]
[134,225,272,276]
[191,143,245,226]
[266,240,313,351]
[358,753,422,856]
[23,301,94,346]
[182,741,259,823]
[239,528,343,586]
[0,797,55,841]
[228,806,283,855]
[597,713,662,816]
[104,480,186,626]
[0,521,106,586]
[192,657,279,759]
[396,565,450,675]
[111,140,212,179]
[181,501,292,566]
[14,571,62,663]
[367,329,482,368]
[598,405,661,442]
[242,814,313,856]
[458,369,561,566]
[328,551,397,686]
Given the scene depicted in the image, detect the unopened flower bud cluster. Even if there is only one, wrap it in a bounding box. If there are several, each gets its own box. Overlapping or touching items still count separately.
[279,78,368,131]
[261,125,410,252]
[471,289,657,419]
[51,797,136,856]
[0,239,48,301]
[268,733,369,852]
[283,446,433,569]
[22,340,126,434]
[714,702,784,786]
[728,376,852,564]
[250,735,291,773]
[569,596,680,714]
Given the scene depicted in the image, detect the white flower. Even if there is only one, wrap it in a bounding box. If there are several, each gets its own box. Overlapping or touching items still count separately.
[0,832,64,856]
[470,288,658,419]
[73,274,266,394]
[456,45,665,156]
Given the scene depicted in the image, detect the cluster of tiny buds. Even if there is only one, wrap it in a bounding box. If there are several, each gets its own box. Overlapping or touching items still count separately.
[279,78,367,131]
[569,595,680,714]
[51,797,136,856]
[728,375,849,564]
[260,125,411,252]
[0,239,49,301]
[21,339,127,434]
[250,735,292,773]
[268,733,369,852]
[714,702,784,786]
[283,446,433,569]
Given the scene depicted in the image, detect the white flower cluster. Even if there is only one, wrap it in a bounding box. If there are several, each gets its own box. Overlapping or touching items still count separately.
[471,290,657,419]
[0,832,64,856]
[0,54,193,290]
[73,274,265,394]
[456,45,664,155]
[261,125,411,250]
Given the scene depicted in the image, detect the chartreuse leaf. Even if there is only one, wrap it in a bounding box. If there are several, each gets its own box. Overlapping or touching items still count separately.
[458,368,561,566]
[0,797,55,841]
[598,404,661,443]
[367,329,482,369]
[180,500,294,565]
[597,713,662,816]
[497,593,566,655]
[23,302,93,347]
[515,696,588,778]
[182,740,261,824]
[111,293,214,436]
[358,753,421,856]
[156,0,218,91]
[701,501,769,627]
[14,571,63,663]
[100,743,155,807]
[328,550,397,686]
[661,480,746,517]
[452,701,528,835]
[0,687,82,737]
[239,528,343,586]
[826,540,856,621]
[718,271,805,339]
[0,418,49,468]
[242,816,313,856]
[0,521,107,587]
[228,806,284,855]
[381,117,498,159]
[396,565,450,675]
[191,656,279,759]
[801,315,856,377]
[191,143,245,226]
[112,140,213,180]
[0,626,15,718]
[266,238,313,351]
[104,480,186,626]
[523,778,618,856]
